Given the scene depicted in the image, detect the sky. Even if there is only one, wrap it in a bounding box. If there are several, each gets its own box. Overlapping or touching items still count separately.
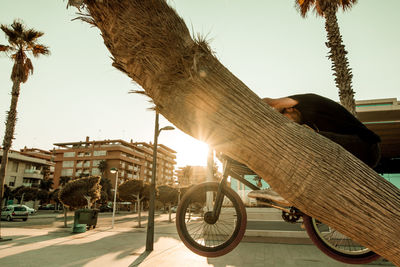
[0,0,399,168]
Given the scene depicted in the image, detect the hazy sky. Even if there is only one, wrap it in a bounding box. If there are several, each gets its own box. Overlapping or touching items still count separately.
[1,0,399,167]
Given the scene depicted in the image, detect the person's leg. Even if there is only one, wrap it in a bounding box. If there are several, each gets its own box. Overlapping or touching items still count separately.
[318,131,380,168]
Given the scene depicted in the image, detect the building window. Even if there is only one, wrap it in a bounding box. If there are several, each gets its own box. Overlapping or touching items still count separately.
[91,168,100,175]
[62,161,74,168]
[63,152,76,157]
[83,161,90,168]
[92,160,101,168]
[78,152,84,157]
[61,169,73,176]
[93,150,106,156]
[9,176,16,186]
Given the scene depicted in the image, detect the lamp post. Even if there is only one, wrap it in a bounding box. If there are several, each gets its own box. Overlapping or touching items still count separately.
[146,112,174,251]
[110,167,118,228]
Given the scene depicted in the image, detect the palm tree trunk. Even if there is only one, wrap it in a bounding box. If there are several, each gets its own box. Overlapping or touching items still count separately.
[63,207,68,227]
[136,195,142,228]
[168,203,172,223]
[0,80,21,239]
[75,1,400,264]
[324,6,357,116]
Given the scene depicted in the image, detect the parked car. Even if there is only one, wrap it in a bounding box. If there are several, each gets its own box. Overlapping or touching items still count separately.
[99,205,113,212]
[8,204,36,214]
[1,206,29,221]
[38,204,56,210]
[170,206,178,213]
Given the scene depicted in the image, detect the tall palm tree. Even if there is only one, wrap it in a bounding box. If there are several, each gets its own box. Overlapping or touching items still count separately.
[67,1,400,263]
[295,0,357,115]
[0,20,49,240]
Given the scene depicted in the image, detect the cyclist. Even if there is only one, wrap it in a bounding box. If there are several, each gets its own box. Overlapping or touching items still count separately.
[249,93,381,204]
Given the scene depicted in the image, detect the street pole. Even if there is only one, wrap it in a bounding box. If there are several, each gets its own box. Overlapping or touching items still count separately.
[111,168,118,228]
[146,112,174,251]
[146,112,159,252]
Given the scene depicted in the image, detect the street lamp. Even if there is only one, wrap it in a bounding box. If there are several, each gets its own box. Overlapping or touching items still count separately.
[110,167,118,228]
[146,112,174,251]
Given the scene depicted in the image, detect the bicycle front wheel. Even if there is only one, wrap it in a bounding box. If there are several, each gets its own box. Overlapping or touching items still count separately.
[303,214,380,264]
[176,182,247,257]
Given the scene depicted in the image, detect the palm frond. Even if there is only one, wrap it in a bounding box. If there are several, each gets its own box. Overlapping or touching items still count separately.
[129,90,148,96]
[340,0,357,11]
[23,29,44,43]
[129,90,156,111]
[32,44,50,57]
[11,20,25,37]
[22,58,34,83]
[0,24,19,45]
[295,0,316,17]
[0,44,13,53]
[73,12,96,26]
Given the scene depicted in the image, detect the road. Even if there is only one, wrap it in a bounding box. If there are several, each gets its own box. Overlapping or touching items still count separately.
[0,210,175,230]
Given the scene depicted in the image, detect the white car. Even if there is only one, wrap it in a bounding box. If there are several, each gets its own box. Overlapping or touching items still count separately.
[8,204,36,214]
[1,206,29,221]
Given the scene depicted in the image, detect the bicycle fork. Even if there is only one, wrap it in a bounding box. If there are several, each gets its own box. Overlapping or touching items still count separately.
[205,159,231,224]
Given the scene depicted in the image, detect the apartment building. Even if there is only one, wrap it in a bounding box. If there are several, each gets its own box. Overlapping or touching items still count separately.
[0,149,51,189]
[132,142,177,185]
[19,147,55,180]
[52,137,177,189]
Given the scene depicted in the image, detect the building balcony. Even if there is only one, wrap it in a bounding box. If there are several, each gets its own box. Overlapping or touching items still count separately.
[22,182,40,188]
[24,169,41,174]
[24,170,43,179]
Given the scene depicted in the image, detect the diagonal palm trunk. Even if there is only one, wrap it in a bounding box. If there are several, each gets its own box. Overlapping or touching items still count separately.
[69,1,400,264]
[324,6,357,116]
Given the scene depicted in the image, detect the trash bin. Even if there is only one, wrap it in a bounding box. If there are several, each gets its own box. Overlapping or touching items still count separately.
[72,210,86,233]
[74,209,99,231]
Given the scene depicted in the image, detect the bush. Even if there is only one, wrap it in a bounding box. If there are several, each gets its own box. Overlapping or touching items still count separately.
[59,176,101,209]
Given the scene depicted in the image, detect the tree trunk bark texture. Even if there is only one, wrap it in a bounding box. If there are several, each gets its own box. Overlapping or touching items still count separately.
[168,203,172,223]
[324,6,357,116]
[76,1,400,264]
[64,208,68,228]
[0,80,21,238]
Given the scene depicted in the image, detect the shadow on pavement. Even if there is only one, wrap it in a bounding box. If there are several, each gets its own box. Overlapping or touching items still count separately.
[128,250,151,267]
[0,227,181,266]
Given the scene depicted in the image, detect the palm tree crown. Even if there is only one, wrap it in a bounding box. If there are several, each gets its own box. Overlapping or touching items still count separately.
[296,0,357,17]
[0,19,50,83]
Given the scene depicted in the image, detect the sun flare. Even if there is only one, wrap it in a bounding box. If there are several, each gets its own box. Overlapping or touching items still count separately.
[163,131,210,167]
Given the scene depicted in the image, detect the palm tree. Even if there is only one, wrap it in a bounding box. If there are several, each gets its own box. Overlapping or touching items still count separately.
[97,160,108,178]
[0,20,49,240]
[295,0,357,115]
[67,1,400,263]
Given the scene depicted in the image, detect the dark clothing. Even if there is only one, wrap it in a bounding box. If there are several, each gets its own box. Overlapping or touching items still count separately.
[318,131,381,168]
[289,94,381,167]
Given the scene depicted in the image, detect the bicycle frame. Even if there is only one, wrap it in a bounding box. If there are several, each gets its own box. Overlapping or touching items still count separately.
[210,157,260,221]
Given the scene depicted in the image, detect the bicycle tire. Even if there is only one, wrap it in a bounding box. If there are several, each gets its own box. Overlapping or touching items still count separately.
[176,182,247,257]
[303,214,380,264]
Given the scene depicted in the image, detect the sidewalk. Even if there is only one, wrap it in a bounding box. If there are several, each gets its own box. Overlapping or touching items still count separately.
[0,213,394,267]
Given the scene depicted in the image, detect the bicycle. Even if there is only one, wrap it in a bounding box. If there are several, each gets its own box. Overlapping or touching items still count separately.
[175,156,380,264]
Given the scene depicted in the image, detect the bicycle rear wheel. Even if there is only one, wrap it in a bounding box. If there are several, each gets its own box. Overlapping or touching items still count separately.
[303,214,380,264]
[176,182,247,257]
